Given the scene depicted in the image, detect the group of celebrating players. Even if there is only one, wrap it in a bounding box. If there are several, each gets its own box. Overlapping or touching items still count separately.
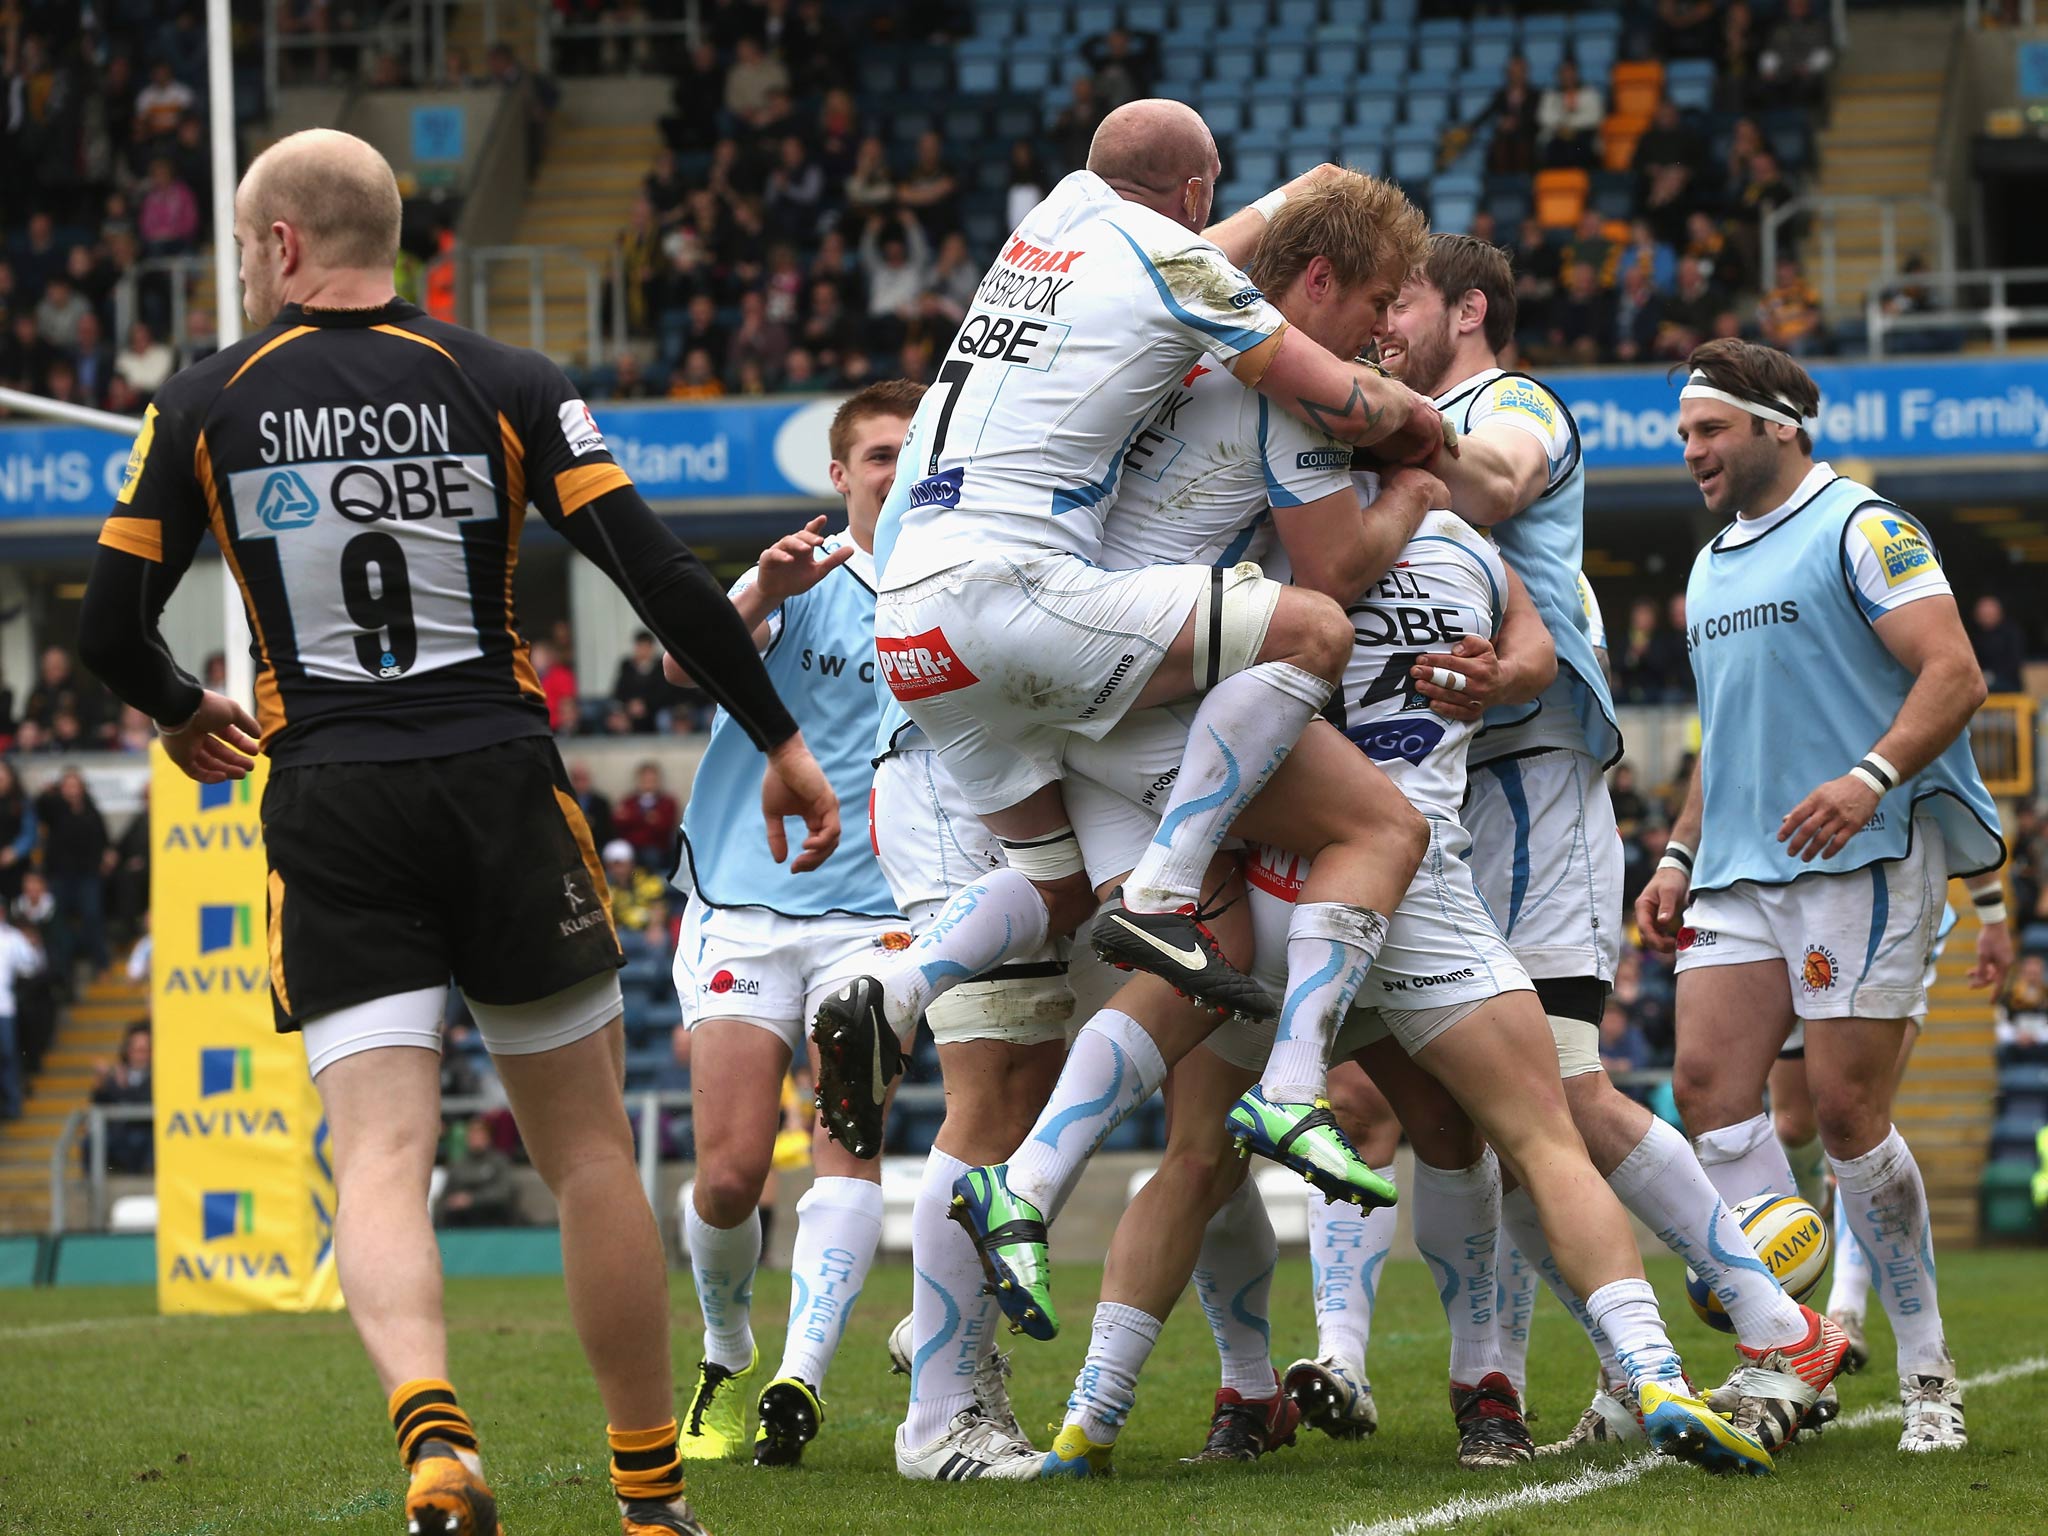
[82,104,2009,1536]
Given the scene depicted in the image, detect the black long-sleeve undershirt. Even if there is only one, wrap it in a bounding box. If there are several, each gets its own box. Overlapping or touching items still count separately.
[78,543,205,728]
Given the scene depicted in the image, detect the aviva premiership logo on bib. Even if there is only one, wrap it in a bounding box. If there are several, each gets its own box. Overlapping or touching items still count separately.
[1859,515,1936,588]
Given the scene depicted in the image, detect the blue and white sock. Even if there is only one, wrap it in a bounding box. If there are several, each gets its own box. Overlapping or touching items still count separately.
[1309,1163,1398,1376]
[776,1176,883,1390]
[1006,1009,1167,1216]
[1259,903,1387,1106]
[1831,1127,1949,1375]
[1824,1182,1870,1320]
[1064,1302,1163,1446]
[684,1200,760,1373]
[1693,1112,1798,1207]
[881,869,1050,1038]
[1494,1241,1539,1398]
[1586,1277,1684,1391]
[1194,1177,1280,1398]
[903,1149,995,1447]
[1412,1150,1506,1385]
[1125,662,1332,912]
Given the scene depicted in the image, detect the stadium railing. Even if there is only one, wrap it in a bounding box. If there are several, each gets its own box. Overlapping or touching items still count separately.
[466,243,625,364]
[1970,693,2039,801]
[264,0,436,103]
[1866,267,2048,357]
[113,255,216,369]
[1760,192,1959,322]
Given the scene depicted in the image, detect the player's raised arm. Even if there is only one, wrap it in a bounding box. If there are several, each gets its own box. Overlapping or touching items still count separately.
[1234,327,1451,462]
[1201,162,1348,266]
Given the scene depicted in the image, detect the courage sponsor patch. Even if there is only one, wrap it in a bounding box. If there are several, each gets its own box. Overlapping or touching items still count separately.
[1858,515,1937,587]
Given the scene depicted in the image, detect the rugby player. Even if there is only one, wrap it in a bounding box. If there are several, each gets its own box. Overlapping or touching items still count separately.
[664,383,926,1468]
[810,102,1449,1197]
[77,130,838,1536]
[1640,338,2005,1452]
[1382,241,1850,1453]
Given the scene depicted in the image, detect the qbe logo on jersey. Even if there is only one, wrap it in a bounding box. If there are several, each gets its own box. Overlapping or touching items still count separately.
[876,629,979,701]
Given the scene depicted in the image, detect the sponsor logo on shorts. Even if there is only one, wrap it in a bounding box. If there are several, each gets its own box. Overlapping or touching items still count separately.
[1677,925,1717,951]
[1381,968,1475,992]
[879,931,914,951]
[877,628,979,701]
[909,466,964,508]
[559,871,607,937]
[1800,944,1839,994]
[1079,652,1139,720]
[1247,850,1305,902]
[706,969,761,996]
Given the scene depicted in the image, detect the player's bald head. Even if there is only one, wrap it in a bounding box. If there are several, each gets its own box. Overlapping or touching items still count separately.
[238,129,402,272]
[1087,99,1217,211]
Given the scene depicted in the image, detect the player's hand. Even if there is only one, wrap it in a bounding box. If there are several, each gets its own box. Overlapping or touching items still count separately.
[756,515,855,603]
[762,731,841,873]
[157,690,261,784]
[1356,389,1459,469]
[1279,162,1348,199]
[1411,635,1503,721]
[1779,775,1881,863]
[1378,462,1449,515]
[1969,918,2015,991]
[1634,865,1691,954]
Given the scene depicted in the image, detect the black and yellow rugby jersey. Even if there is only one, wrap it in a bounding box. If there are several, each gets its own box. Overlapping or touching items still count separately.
[83,299,796,766]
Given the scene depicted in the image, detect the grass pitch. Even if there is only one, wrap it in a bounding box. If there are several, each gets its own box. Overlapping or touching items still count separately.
[2,1251,2045,1535]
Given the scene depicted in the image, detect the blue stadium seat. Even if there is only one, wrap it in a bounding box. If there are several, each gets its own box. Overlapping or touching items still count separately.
[1008,55,1054,91]
[1434,169,1482,198]
[1666,58,1716,88]
[1202,97,1248,135]
[1573,36,1617,83]
[1177,0,1222,31]
[1416,16,1464,39]
[1162,41,1209,80]
[1299,91,1350,131]
[1248,96,1295,131]
[1284,126,1338,165]
[859,56,901,95]
[1377,0,1418,22]
[1336,136,1387,176]
[1075,2,1118,35]
[1405,91,1453,128]
[1216,179,1264,213]
[1520,13,1571,37]
[1520,36,1565,81]
[1263,43,1308,78]
[1314,20,1364,45]
[956,57,1002,94]
[1309,44,1360,76]
[1417,38,1464,74]
[890,109,937,142]
[1571,10,1623,41]
[1390,118,1438,144]
[1125,0,1170,29]
[1235,121,1289,151]
[1486,182,1532,228]
[907,53,953,93]
[1021,4,1070,40]
[1043,83,1074,116]
[1405,66,1455,93]
[1155,77,1198,103]
[943,104,988,141]
[973,7,1019,39]
[1365,39,1410,78]
[1470,15,1517,41]
[1432,191,1478,232]
[1213,49,1259,83]
[1467,36,1514,76]
[1591,171,1633,219]
[1057,53,1092,85]
[1233,148,1282,184]
[1456,84,1497,120]
[1352,92,1401,129]
[992,100,1040,139]
[1666,72,1714,112]
[1390,141,1435,183]
[1275,0,1322,27]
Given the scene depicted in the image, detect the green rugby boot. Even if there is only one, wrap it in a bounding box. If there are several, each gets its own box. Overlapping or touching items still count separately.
[949,1164,1058,1341]
[1226,1086,1399,1209]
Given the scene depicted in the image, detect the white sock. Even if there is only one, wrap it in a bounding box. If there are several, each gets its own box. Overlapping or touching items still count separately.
[1193,1177,1280,1398]
[1064,1302,1163,1446]
[1609,1118,1808,1350]
[685,1201,761,1372]
[903,1149,995,1446]
[1125,662,1332,911]
[1502,1186,1624,1387]
[1494,1241,1539,1399]
[881,868,1051,1036]
[1825,1186,1869,1320]
[1830,1127,1949,1375]
[777,1176,883,1390]
[1258,903,1389,1105]
[1309,1163,1398,1374]
[1585,1277,1684,1390]
[1693,1112,1798,1206]
[1006,1009,1167,1216]
[1783,1132,1828,1213]
[1411,1150,1506,1385]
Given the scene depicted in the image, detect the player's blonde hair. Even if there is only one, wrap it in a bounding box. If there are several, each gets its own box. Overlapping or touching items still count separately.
[828,378,925,464]
[1247,173,1429,300]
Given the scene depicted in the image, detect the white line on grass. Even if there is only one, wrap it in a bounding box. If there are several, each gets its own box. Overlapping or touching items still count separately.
[1335,1355,2048,1536]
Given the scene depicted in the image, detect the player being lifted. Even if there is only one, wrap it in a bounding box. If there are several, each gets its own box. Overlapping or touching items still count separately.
[1639,339,2005,1452]
[665,383,925,1468]
[809,103,1448,1204]
[1379,239,1850,1453]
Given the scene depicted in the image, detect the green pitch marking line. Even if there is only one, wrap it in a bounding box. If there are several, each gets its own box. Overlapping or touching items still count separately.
[1336,1355,2048,1536]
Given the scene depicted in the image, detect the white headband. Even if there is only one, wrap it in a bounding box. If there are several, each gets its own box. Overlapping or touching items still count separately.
[1678,371,1809,429]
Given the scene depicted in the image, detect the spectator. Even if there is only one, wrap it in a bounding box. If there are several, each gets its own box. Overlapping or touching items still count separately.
[782,346,825,391]
[783,0,852,97]
[844,135,897,220]
[1549,261,1614,363]
[897,131,960,239]
[725,289,791,386]
[663,42,726,152]
[603,838,665,929]
[1757,0,1833,107]
[1971,595,2027,694]
[1616,597,1673,701]
[813,88,861,183]
[1053,76,1105,171]
[115,320,177,398]
[567,760,614,847]
[1480,55,1540,177]
[1080,28,1158,108]
[34,276,89,352]
[1659,594,1691,688]
[611,349,659,400]
[618,195,664,336]
[613,762,680,867]
[89,1021,153,1169]
[1611,263,1664,363]
[1756,255,1823,355]
[644,147,689,221]
[1536,57,1603,170]
[1656,255,1725,359]
[859,210,930,353]
[1640,158,1700,251]
[1005,139,1048,230]
[1599,997,1654,1075]
[1506,215,1560,340]
[1733,149,1795,255]
[921,232,980,328]
[799,279,860,373]
[1657,0,1720,59]
[13,212,61,303]
[1997,954,2048,1054]
[139,157,200,256]
[438,1117,520,1227]
[1718,0,1761,109]
[0,761,32,904]
[1632,99,1702,198]
[667,346,725,400]
[0,311,53,394]
[1617,219,1676,295]
[723,35,791,133]
[2007,801,2047,930]
[110,779,149,942]
[72,311,114,404]
[764,135,826,243]
[663,292,727,372]
[11,867,53,935]
[0,901,38,1121]
[1875,254,1952,353]
[24,648,101,738]
[1609,763,1649,833]
[35,767,111,987]
[529,638,579,732]
[612,631,680,733]
[134,60,196,142]
[1561,209,1617,292]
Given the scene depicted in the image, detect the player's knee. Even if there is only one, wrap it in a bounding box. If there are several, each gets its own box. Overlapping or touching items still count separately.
[1774,1101,1817,1147]
[1276,590,1351,682]
[1037,874,1098,940]
[1669,1052,1728,1132]
[1161,1140,1240,1207]
[692,1160,769,1227]
[1811,1087,1886,1160]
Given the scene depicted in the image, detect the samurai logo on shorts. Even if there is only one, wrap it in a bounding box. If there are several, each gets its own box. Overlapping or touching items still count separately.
[1677,926,1716,951]
[1800,944,1839,994]
[707,969,760,996]
[876,628,979,701]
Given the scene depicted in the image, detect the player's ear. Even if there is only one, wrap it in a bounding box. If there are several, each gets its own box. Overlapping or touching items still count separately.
[1462,288,1487,337]
[826,458,851,497]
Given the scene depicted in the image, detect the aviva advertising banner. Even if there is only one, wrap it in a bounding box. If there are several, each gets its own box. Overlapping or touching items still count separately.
[151,746,342,1314]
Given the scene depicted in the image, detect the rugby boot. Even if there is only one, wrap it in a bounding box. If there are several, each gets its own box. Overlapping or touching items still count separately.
[1226,1086,1399,1209]
[888,1309,1025,1436]
[1829,1308,1870,1374]
[1898,1369,1967,1451]
[949,1164,1058,1340]
[1093,893,1277,1019]
[1450,1373,1535,1468]
[404,1440,502,1536]
[1183,1380,1301,1463]
[1536,1378,1643,1456]
[1284,1355,1379,1439]
[1638,1378,1775,1476]
[1727,1307,1850,1452]
[753,1377,823,1467]
[895,1407,1042,1481]
[619,1496,710,1535]
[1038,1423,1116,1478]
[811,976,902,1159]
[678,1352,754,1460]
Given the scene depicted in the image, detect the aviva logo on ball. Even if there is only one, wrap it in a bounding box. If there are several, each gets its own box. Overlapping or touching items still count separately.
[1685,1193,1832,1333]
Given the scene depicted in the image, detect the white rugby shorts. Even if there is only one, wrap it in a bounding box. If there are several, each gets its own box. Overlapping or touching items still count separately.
[1675,813,1948,1022]
[1463,747,1623,984]
[869,745,1072,1048]
[873,554,1213,816]
[1062,700,1205,889]
[674,900,915,1054]
[1206,819,1533,1069]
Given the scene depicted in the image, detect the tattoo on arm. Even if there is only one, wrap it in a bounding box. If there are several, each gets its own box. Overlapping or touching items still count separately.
[1296,377,1387,441]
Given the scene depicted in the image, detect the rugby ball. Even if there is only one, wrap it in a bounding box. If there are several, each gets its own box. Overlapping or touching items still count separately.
[1684,1193,1831,1333]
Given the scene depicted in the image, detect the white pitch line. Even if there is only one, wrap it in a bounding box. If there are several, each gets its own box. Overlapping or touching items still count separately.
[0,1314,177,1340]
[1335,1355,2048,1536]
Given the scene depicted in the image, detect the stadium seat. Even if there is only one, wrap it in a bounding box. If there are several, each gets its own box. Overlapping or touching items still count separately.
[1456,85,1497,121]
[1233,148,1282,185]
[1155,77,1198,103]
[1213,49,1258,84]
[1519,13,1570,38]
[1417,39,1464,74]
[858,56,900,95]
[1203,98,1248,136]
[1074,2,1118,34]
[1467,36,1514,76]
[1284,127,1339,167]
[1390,142,1435,184]
[1177,0,1222,30]
[907,54,952,93]
[1434,169,1482,199]
[1591,169,1634,220]
[1470,15,1517,41]
[1314,20,1364,46]
[1572,10,1624,42]
[1008,55,1054,91]
[1390,118,1439,144]
[1352,93,1400,130]
[1263,43,1308,78]
[1335,136,1387,175]
[1534,166,1589,228]
[1162,41,1209,80]
[1365,39,1411,80]
[1405,66,1456,94]
[1021,3,1069,40]
[1520,36,1565,81]
[1416,17,1464,40]
[1300,92,1349,131]
[1309,43,1361,76]
[1600,113,1647,172]
[1574,36,1617,83]
[1376,0,1418,22]
[1667,71,1715,112]
[1124,1,1170,28]
[973,7,1018,39]
[1058,52,1094,85]
[1432,191,1478,232]
[1248,97,1294,132]
[1276,0,1322,28]
[1486,183,1532,228]
[1235,122,1288,152]
[992,100,1040,139]
[1405,91,1452,128]
[1610,61,1665,120]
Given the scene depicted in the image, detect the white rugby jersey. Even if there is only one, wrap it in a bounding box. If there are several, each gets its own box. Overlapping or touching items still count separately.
[1095,358,1352,571]
[876,171,1288,591]
[1327,504,1509,821]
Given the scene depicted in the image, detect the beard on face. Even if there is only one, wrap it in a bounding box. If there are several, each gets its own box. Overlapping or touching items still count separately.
[1395,311,1459,398]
